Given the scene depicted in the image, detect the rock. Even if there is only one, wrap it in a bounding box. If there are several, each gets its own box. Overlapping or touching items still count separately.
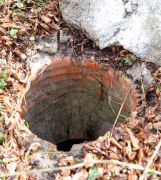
[60,0,161,65]
[27,52,52,81]
[59,29,72,44]
[60,0,126,47]
[35,35,58,54]
[69,143,84,158]
[127,63,153,89]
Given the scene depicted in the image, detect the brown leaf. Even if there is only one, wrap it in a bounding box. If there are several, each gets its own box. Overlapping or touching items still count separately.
[144,123,153,133]
[26,142,41,155]
[126,128,139,150]
[3,97,13,110]
[0,35,9,41]
[7,51,13,61]
[50,22,60,31]
[19,27,29,35]
[128,151,136,160]
[41,15,51,23]
[61,169,71,177]
[145,106,157,120]
[40,23,50,31]
[59,156,75,166]
[6,162,18,174]
[111,137,123,149]
[138,147,144,163]
[72,170,88,180]
[10,69,26,84]
[5,40,13,46]
[14,49,27,60]
[153,122,161,130]
[84,153,95,168]
[128,174,138,180]
[109,151,119,160]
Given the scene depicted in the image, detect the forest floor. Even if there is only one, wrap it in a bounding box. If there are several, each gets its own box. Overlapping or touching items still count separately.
[0,0,161,179]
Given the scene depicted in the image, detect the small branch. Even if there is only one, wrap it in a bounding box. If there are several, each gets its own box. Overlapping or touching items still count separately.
[111,85,132,135]
[0,159,161,178]
[140,139,161,180]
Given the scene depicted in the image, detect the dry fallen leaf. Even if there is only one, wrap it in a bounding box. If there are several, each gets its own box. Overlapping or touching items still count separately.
[41,15,52,23]
[128,151,136,160]
[153,122,161,130]
[145,106,157,120]
[26,142,41,156]
[110,137,123,150]
[84,153,95,168]
[61,169,71,177]
[14,49,27,60]
[128,174,138,180]
[59,155,75,166]
[6,162,18,174]
[138,147,144,163]
[126,128,140,150]
[72,170,88,180]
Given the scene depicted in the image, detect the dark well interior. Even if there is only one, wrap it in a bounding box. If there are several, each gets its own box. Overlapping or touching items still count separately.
[22,59,137,151]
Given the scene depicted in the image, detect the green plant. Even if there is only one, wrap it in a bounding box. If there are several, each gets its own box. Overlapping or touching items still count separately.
[0,134,7,144]
[0,71,7,89]
[0,80,7,89]
[0,0,4,4]
[38,0,46,7]
[0,158,3,164]
[0,106,3,113]
[3,143,9,149]
[25,121,30,128]
[88,166,100,180]
[124,58,133,66]
[119,73,126,81]
[12,11,17,18]
[156,83,161,91]
[0,127,4,132]
[11,0,25,10]
[25,155,32,161]
[9,28,18,39]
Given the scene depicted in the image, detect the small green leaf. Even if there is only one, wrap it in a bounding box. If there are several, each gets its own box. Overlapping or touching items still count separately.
[0,106,3,113]
[124,58,133,66]
[0,70,7,80]
[0,158,3,163]
[0,0,4,4]
[38,0,46,6]
[119,73,126,81]
[12,11,17,18]
[25,155,31,161]
[3,143,9,149]
[15,0,24,9]
[0,79,7,89]
[0,134,8,144]
[11,0,24,9]
[156,84,161,91]
[9,28,18,38]
[88,166,100,180]
[25,121,30,128]
[0,127,4,132]
[107,95,112,103]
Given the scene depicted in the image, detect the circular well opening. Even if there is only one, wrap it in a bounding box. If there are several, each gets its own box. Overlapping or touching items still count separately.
[22,58,137,151]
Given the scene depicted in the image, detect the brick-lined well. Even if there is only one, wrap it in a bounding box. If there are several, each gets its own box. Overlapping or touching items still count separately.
[22,57,138,151]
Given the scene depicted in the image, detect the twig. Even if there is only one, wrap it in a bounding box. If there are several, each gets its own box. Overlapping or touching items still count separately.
[0,159,161,178]
[140,139,161,180]
[111,85,132,135]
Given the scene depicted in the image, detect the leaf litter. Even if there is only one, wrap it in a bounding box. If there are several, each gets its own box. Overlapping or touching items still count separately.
[0,0,161,179]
